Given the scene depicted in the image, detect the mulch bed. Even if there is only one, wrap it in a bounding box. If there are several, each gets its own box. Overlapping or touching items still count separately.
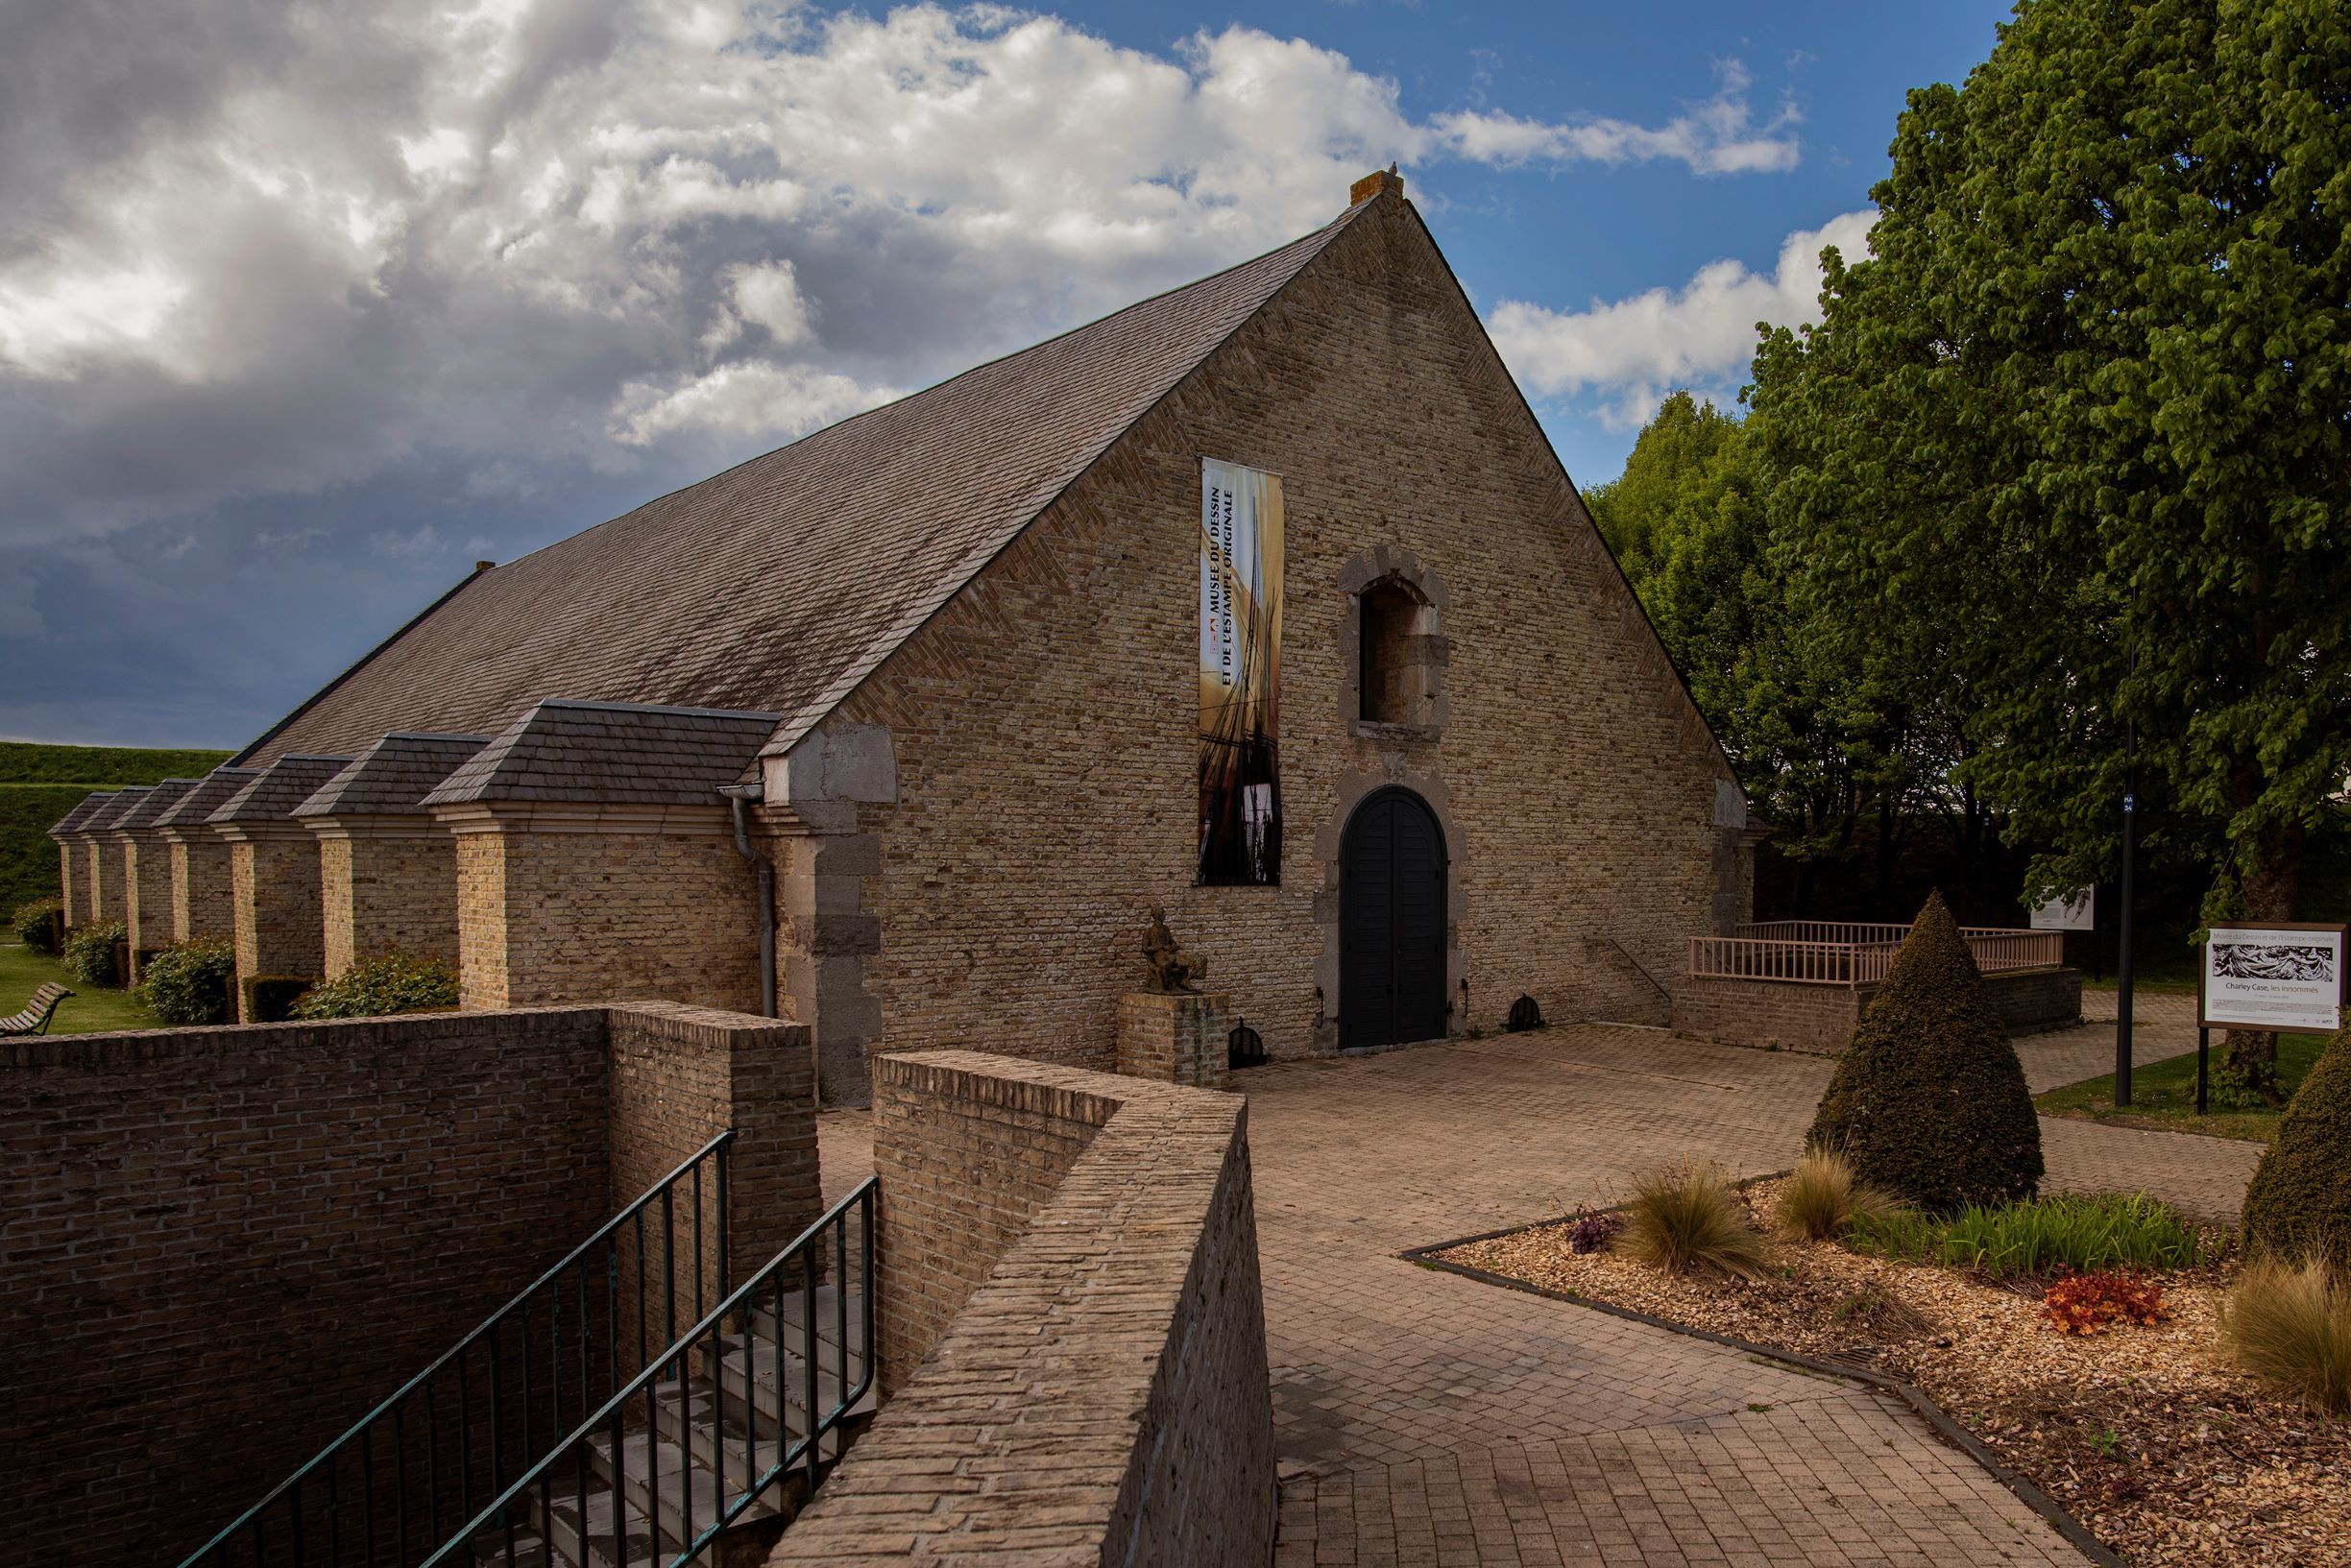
[1438,1179,2348,1568]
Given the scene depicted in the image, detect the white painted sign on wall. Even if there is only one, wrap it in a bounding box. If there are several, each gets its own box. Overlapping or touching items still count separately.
[2029,890,2094,931]
[2199,924,2346,1033]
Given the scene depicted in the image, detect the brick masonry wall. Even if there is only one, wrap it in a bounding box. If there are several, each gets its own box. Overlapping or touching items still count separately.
[169,835,238,942]
[606,1004,820,1344]
[319,830,464,976]
[769,1050,1274,1566]
[1673,967,2086,1053]
[231,834,327,1007]
[89,839,123,924]
[1,1008,612,1568]
[831,194,1736,1077]
[123,836,176,960]
[453,824,762,1012]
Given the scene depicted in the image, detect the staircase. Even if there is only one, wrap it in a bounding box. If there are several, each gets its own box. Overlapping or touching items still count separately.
[471,1286,873,1568]
[182,1133,879,1568]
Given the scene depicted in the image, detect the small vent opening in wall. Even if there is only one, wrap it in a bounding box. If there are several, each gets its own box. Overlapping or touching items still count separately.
[1507,994,1544,1032]
[1228,1019,1269,1071]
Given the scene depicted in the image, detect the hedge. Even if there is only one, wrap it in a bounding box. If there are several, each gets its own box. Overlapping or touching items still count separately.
[2241,1025,2351,1272]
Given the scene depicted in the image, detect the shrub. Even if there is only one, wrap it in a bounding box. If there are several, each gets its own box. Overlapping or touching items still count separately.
[291,950,460,1021]
[2219,1256,2351,1413]
[13,899,62,954]
[62,920,127,987]
[1775,1147,1906,1242]
[1611,1162,1771,1280]
[1564,1210,1623,1255]
[137,938,236,1026]
[1808,892,2043,1213]
[2042,1270,2168,1336]
[2241,1025,2351,1274]
[1845,1192,2205,1279]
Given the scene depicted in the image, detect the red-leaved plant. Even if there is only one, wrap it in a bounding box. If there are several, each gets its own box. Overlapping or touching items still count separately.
[2042,1269,2168,1336]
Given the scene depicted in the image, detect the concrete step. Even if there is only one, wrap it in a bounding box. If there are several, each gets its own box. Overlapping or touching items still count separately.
[587,1423,784,1558]
[750,1284,869,1363]
[705,1331,874,1437]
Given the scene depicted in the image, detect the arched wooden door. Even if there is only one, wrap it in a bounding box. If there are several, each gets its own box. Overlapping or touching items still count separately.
[1339,786,1447,1050]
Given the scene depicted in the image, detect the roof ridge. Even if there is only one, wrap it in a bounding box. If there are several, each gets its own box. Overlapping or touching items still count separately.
[534,698,783,722]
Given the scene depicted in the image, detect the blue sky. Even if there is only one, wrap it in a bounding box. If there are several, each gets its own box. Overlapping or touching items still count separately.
[0,0,2016,748]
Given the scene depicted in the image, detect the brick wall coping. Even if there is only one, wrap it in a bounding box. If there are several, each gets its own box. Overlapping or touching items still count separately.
[770,1049,1265,1563]
[0,1000,765,1071]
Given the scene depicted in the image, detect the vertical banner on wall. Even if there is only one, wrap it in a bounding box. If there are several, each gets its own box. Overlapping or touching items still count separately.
[1199,457,1284,885]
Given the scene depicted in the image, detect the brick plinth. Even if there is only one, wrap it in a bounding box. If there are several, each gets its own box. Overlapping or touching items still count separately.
[226,831,327,1016]
[1673,966,2087,1052]
[311,820,462,976]
[442,804,763,1012]
[1116,989,1231,1087]
[773,1050,1273,1565]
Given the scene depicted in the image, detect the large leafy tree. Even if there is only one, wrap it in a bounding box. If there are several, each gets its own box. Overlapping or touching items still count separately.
[1754,0,2351,1094]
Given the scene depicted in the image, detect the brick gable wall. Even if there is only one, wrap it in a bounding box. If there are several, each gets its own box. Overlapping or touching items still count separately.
[824,195,1736,1073]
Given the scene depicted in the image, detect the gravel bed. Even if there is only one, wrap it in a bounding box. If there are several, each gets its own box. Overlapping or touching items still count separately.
[1439,1180,2348,1568]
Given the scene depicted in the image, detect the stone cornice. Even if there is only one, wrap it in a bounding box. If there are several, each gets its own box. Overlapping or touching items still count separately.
[430,800,736,838]
[301,812,454,843]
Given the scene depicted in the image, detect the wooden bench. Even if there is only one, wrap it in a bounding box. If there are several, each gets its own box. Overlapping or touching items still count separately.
[1,981,73,1037]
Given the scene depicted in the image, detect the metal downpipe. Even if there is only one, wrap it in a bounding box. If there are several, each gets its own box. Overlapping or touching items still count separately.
[721,786,778,1019]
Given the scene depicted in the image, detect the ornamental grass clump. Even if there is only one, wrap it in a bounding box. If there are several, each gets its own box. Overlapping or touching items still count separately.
[1612,1162,1771,1280]
[137,937,236,1026]
[2241,1025,2351,1275]
[291,950,460,1021]
[2219,1256,2351,1414]
[1775,1146,1907,1242]
[1808,892,2043,1214]
[1844,1191,2204,1280]
[62,920,127,987]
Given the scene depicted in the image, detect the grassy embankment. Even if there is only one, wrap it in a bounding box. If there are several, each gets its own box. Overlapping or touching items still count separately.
[0,739,234,910]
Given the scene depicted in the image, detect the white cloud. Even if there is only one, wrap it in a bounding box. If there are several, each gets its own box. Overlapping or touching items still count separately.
[1488,207,1875,427]
[0,2,1807,549]
[1434,60,1799,176]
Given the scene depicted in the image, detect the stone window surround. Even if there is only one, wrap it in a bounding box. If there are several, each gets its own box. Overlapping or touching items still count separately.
[1336,544,1450,742]
[1307,764,1468,1054]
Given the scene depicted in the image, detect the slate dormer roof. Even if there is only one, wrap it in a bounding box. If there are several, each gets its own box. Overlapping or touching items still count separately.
[420,700,781,809]
[233,195,1389,769]
[154,767,260,830]
[80,788,152,834]
[110,779,203,832]
[208,756,356,825]
[294,733,493,819]
[49,792,119,837]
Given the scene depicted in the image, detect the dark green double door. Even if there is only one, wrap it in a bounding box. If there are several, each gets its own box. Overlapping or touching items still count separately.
[1339,787,1447,1050]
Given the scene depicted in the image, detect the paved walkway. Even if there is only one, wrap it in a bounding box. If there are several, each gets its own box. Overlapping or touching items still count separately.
[814,1015,2258,1566]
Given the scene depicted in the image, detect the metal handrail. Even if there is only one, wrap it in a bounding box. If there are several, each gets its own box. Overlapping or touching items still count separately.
[422,1175,880,1568]
[181,1131,735,1568]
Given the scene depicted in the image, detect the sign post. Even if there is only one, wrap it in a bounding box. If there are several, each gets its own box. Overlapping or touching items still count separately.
[2197,924,2346,1116]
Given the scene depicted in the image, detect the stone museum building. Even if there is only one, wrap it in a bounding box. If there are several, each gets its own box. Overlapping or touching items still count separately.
[53,172,1754,1103]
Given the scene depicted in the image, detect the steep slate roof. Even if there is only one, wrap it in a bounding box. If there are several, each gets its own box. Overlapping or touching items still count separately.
[422,700,781,808]
[49,791,118,837]
[155,767,260,829]
[81,788,152,833]
[209,756,356,825]
[112,779,203,832]
[295,733,492,818]
[239,199,1382,767]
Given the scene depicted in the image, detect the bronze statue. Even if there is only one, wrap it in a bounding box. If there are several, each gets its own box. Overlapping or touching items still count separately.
[1142,905,1209,993]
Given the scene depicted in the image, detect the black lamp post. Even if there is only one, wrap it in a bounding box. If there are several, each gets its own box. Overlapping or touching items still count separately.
[2115,714,2136,1108]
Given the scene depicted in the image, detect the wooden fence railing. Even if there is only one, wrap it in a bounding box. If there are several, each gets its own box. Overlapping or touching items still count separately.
[1686,925,2064,988]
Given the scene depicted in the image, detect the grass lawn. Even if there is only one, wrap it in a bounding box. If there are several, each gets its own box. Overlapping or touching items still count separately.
[2035,1027,2329,1142]
[0,941,158,1034]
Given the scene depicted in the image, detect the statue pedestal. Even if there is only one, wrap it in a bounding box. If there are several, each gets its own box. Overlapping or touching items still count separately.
[1116,991,1231,1089]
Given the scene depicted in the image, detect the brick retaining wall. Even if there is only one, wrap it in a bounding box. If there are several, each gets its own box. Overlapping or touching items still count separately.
[1673,967,2084,1052]
[769,1050,1275,1566]
[2,1002,814,1568]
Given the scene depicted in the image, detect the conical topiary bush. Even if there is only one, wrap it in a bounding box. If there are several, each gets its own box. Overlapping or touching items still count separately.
[1807,892,2043,1214]
[2242,1025,2351,1271]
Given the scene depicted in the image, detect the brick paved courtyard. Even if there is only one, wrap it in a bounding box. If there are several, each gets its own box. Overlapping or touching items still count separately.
[816,1010,2259,1565]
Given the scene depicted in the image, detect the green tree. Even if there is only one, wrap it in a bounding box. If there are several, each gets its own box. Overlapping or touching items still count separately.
[1755,0,2351,1093]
